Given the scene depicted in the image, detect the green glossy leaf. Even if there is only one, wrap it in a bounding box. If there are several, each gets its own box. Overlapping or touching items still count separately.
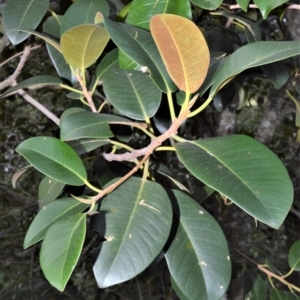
[244,271,266,300]
[60,0,109,35]
[60,111,129,141]
[237,0,251,11]
[40,213,86,291]
[16,137,87,186]
[271,289,300,300]
[261,61,289,89]
[59,107,86,126]
[253,0,288,19]
[96,48,119,80]
[12,165,31,188]
[61,24,110,70]
[103,17,176,92]
[288,240,300,271]
[43,16,76,83]
[175,135,293,229]
[150,14,210,93]
[165,190,231,300]
[3,0,49,45]
[93,177,172,288]
[103,67,162,120]
[118,50,139,70]
[1,76,63,97]
[171,276,190,300]
[11,29,62,52]
[126,0,192,30]
[24,198,88,248]
[68,139,110,155]
[38,176,65,208]
[190,0,222,10]
[209,41,300,98]
[152,163,190,193]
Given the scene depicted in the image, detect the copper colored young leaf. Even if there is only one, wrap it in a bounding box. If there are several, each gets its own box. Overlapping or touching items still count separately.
[150,14,209,93]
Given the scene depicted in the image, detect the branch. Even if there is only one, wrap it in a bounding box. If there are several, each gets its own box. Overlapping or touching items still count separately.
[0,45,32,90]
[76,109,190,205]
[14,85,60,125]
[235,249,300,293]
[76,72,97,112]
[1,45,59,125]
[103,109,189,162]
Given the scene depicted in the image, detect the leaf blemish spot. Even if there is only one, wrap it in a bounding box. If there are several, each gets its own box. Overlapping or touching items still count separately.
[129,234,132,238]
[199,261,207,266]
[220,286,223,289]
[227,255,230,260]
[106,235,115,241]
[199,210,204,215]
[139,200,161,213]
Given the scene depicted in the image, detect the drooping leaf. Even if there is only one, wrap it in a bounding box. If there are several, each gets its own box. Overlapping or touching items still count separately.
[1,76,63,97]
[150,14,210,93]
[103,67,162,120]
[43,16,76,83]
[209,41,300,98]
[24,198,88,248]
[61,24,110,70]
[220,12,262,42]
[152,163,190,193]
[96,48,119,80]
[38,176,65,208]
[60,111,129,141]
[9,29,62,52]
[236,0,251,12]
[288,240,300,271]
[175,135,293,229]
[60,0,109,34]
[126,0,192,30]
[244,271,266,300]
[68,139,110,155]
[165,190,231,300]
[93,177,172,288]
[3,0,49,45]
[253,0,289,19]
[40,213,86,291]
[94,158,129,188]
[12,165,31,188]
[190,0,223,10]
[103,17,176,92]
[261,61,289,89]
[16,137,87,186]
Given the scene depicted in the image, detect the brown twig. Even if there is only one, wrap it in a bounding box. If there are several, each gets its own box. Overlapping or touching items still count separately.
[76,109,190,205]
[235,249,300,293]
[103,109,189,162]
[76,72,97,112]
[0,45,41,68]
[0,45,60,125]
